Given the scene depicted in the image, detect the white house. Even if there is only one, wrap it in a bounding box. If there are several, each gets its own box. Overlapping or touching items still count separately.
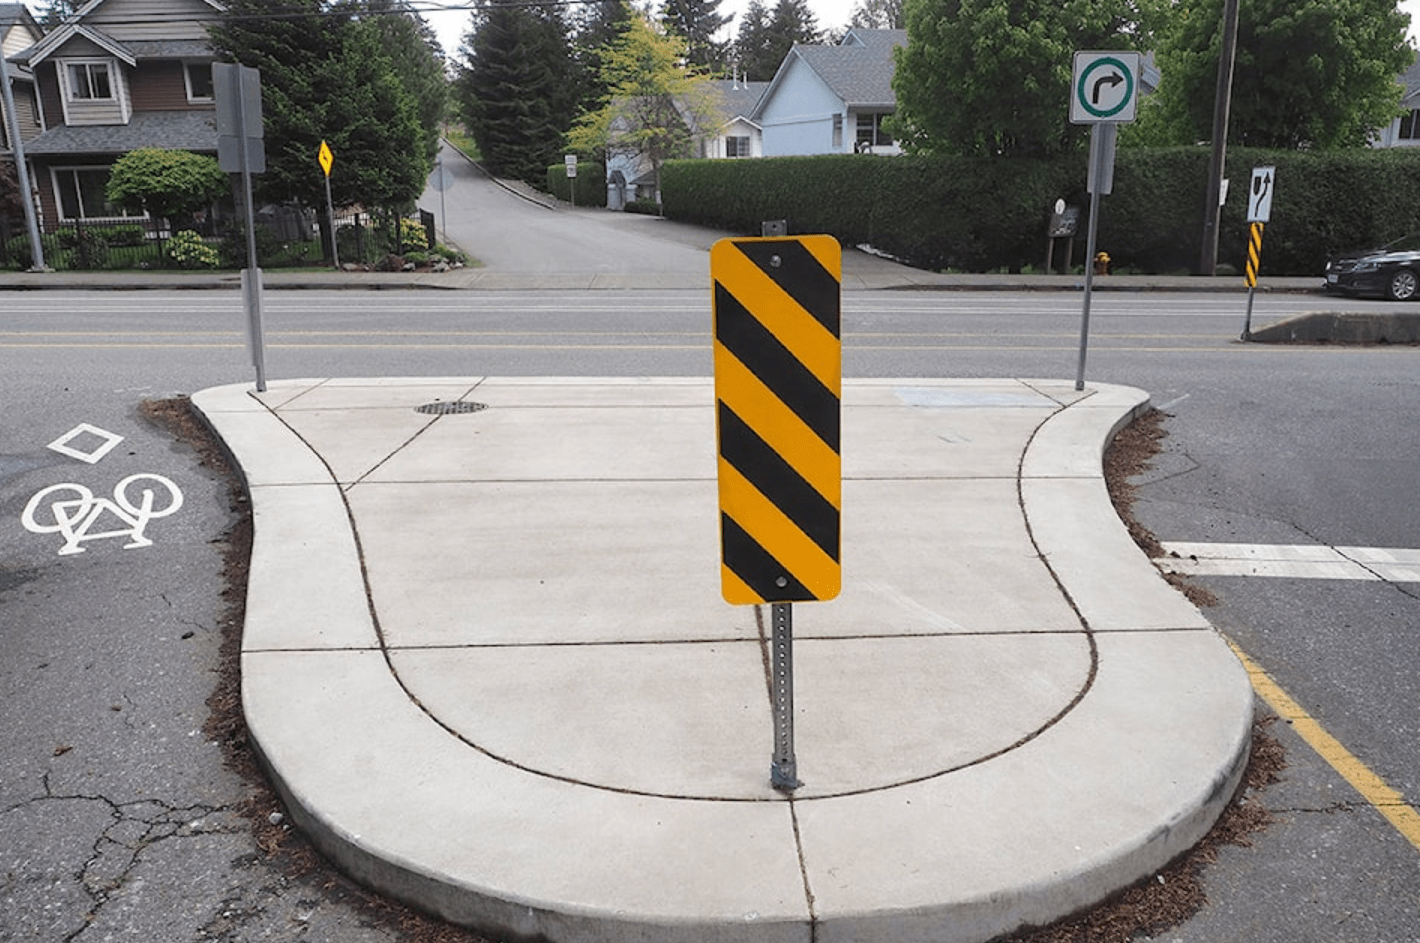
[1373,52,1420,147]
[752,28,906,158]
[605,78,769,208]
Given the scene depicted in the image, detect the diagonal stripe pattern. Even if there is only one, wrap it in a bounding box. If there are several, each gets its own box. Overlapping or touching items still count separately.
[1245,222,1264,288]
[712,236,841,604]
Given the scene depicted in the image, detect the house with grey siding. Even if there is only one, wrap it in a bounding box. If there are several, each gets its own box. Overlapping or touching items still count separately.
[9,0,224,229]
[2,5,44,169]
[752,28,906,158]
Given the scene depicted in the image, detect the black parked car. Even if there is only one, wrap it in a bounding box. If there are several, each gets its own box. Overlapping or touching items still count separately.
[1324,236,1420,300]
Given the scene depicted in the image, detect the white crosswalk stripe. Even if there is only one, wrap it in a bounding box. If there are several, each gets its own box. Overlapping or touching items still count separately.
[1156,542,1420,583]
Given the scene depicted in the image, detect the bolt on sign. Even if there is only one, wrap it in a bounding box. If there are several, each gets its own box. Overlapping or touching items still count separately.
[712,236,842,605]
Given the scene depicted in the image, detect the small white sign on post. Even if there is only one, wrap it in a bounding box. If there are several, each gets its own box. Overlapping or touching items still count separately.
[564,154,577,178]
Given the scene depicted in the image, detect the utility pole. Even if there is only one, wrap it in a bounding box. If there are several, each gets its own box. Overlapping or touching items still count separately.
[2,65,46,271]
[1199,0,1240,276]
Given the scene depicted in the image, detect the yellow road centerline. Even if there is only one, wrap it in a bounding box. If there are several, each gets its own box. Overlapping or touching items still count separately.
[1226,638,1420,854]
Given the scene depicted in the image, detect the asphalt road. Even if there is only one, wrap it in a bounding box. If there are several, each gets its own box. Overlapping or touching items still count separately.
[3,287,1420,937]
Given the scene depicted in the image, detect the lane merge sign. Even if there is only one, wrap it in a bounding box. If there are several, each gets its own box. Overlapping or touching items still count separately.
[1071,51,1141,124]
[712,236,842,605]
[1248,165,1276,223]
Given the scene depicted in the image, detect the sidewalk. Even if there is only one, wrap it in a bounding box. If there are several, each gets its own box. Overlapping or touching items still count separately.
[192,376,1253,943]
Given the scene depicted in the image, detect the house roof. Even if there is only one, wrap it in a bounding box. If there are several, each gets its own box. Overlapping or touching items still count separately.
[1399,50,1420,108]
[840,27,908,51]
[706,79,769,124]
[22,109,217,155]
[14,0,223,65]
[1,2,42,74]
[753,28,906,120]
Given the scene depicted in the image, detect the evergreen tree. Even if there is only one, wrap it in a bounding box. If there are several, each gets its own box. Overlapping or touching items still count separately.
[353,0,450,166]
[1137,0,1411,149]
[733,1,779,80]
[209,0,430,211]
[456,1,578,184]
[735,0,820,81]
[660,0,733,73]
[571,0,635,113]
[893,0,1160,157]
[849,0,905,30]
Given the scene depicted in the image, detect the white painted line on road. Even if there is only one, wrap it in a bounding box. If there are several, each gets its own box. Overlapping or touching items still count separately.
[47,422,124,464]
[1157,542,1420,583]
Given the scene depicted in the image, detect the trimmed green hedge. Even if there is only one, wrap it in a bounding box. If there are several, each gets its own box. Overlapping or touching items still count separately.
[661,148,1420,276]
[546,160,607,207]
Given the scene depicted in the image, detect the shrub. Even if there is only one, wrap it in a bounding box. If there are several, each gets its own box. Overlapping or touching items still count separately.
[545,160,607,207]
[56,227,109,269]
[661,148,1420,275]
[167,230,220,269]
[625,199,662,216]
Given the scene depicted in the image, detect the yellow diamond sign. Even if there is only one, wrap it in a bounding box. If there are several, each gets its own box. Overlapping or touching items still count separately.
[318,140,333,178]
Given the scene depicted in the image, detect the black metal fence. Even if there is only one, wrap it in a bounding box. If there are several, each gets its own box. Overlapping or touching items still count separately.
[1,206,440,272]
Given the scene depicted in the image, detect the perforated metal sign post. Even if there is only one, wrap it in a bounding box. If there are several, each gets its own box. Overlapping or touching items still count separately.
[712,235,841,791]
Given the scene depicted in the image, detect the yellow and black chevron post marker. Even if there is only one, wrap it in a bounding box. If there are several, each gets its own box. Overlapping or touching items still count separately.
[711,235,842,606]
[1242,222,1265,340]
[1245,221,1265,289]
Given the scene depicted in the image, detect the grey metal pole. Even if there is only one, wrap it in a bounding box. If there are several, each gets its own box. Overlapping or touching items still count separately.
[324,172,339,270]
[1076,124,1107,392]
[2,65,45,271]
[234,68,265,393]
[769,602,801,792]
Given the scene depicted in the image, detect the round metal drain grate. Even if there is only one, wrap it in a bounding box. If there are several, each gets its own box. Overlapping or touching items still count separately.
[415,401,489,415]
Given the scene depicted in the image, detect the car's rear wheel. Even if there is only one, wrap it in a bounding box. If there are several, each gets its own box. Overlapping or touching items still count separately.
[1387,267,1419,301]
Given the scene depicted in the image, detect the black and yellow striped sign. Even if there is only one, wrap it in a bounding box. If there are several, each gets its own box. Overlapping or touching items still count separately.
[1245,222,1265,288]
[712,236,841,605]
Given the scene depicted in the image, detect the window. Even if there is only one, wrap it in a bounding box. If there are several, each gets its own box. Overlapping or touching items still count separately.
[1400,110,1420,141]
[53,167,139,221]
[856,113,894,150]
[185,62,214,102]
[66,62,113,100]
[725,135,750,158]
[832,114,843,149]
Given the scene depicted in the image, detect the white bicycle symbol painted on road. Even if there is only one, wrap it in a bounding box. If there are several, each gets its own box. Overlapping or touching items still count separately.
[22,474,185,556]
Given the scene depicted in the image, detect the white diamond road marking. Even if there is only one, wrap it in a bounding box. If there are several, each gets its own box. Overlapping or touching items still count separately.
[47,423,125,464]
[1157,542,1420,583]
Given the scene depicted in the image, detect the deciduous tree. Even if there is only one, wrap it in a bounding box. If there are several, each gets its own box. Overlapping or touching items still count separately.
[893,0,1162,157]
[104,148,228,223]
[566,12,721,198]
[1136,0,1411,149]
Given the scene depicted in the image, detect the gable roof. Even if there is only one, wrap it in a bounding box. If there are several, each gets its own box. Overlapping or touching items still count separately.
[752,28,906,119]
[14,0,224,65]
[706,79,769,123]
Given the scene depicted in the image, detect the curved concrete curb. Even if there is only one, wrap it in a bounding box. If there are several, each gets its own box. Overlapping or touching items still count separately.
[192,377,1253,943]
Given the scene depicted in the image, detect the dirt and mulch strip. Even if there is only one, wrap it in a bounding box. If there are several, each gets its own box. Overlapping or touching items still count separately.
[142,396,1281,943]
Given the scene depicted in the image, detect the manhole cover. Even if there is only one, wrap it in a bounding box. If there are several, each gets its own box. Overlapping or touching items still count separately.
[415,401,488,415]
